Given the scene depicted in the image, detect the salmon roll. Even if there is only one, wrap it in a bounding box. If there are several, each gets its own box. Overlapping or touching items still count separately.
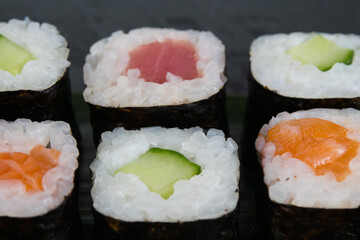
[83,28,228,145]
[91,127,239,240]
[243,32,360,172]
[255,108,360,239]
[0,18,76,134]
[0,119,79,240]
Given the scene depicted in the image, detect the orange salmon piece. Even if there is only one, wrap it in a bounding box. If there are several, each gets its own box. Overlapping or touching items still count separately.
[267,118,359,182]
[0,144,60,191]
[127,39,200,84]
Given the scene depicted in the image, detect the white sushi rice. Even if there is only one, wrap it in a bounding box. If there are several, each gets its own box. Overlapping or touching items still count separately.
[83,28,226,107]
[0,119,78,217]
[91,127,239,222]
[255,108,360,209]
[0,18,70,91]
[250,32,360,98]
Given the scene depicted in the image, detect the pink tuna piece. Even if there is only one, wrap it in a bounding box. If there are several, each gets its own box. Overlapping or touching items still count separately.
[127,39,200,84]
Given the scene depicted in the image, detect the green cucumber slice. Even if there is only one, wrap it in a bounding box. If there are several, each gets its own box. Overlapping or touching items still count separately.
[0,34,35,76]
[287,35,354,71]
[116,147,201,199]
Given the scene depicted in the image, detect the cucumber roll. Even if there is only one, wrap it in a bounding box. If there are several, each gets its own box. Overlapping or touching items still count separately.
[0,18,76,135]
[243,32,360,172]
[255,108,360,239]
[83,28,228,145]
[0,119,79,239]
[90,127,239,240]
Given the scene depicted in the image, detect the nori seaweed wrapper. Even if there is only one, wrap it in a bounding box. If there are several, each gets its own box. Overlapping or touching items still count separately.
[242,73,360,173]
[0,70,79,140]
[267,204,360,240]
[254,171,360,240]
[88,87,228,146]
[0,190,81,240]
[92,200,239,240]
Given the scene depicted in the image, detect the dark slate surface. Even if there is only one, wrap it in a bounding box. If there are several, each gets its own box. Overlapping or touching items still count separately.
[1,0,360,95]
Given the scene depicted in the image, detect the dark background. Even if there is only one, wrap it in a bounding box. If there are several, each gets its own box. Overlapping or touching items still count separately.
[1,0,360,95]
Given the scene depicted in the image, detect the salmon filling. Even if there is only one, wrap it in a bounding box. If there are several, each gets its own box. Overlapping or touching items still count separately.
[0,144,60,191]
[267,118,359,182]
[126,39,200,84]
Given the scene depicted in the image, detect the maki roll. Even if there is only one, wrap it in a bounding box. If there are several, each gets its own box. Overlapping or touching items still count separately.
[90,127,239,240]
[0,119,79,240]
[0,18,75,131]
[255,108,360,239]
[83,28,228,145]
[243,32,360,172]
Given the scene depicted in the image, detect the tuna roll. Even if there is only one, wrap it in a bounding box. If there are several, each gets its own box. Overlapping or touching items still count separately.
[0,119,79,239]
[90,127,240,240]
[0,18,76,134]
[243,32,360,172]
[255,108,360,239]
[83,28,228,145]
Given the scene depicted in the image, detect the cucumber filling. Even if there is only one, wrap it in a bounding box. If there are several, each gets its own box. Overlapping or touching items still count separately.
[0,34,35,76]
[287,35,354,71]
[116,147,201,199]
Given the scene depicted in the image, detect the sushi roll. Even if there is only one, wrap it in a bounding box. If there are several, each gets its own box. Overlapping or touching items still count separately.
[83,28,228,145]
[255,108,360,239]
[243,32,360,172]
[0,119,79,239]
[0,18,76,133]
[90,127,239,240]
